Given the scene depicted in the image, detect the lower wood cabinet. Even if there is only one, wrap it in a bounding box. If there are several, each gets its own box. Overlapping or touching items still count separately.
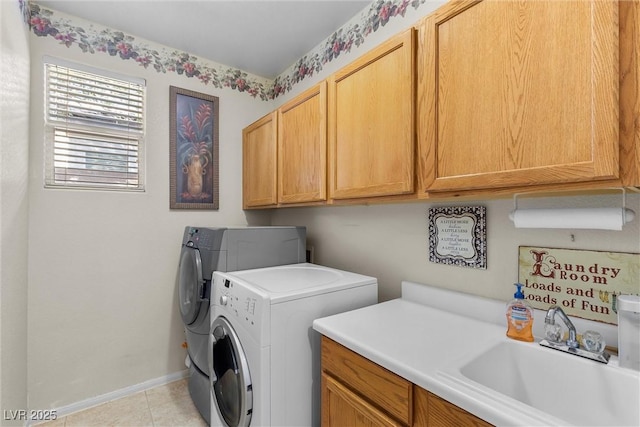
[321,335,412,426]
[321,336,493,427]
[413,387,492,427]
[322,373,404,427]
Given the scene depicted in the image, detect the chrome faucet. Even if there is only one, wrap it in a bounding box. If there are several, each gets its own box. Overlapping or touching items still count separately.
[540,305,610,364]
[544,306,579,348]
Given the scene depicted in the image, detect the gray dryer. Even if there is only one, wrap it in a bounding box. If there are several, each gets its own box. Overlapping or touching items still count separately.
[178,226,306,424]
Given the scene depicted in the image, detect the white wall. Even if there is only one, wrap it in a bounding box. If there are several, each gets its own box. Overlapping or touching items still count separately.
[0,0,30,423]
[272,195,640,302]
[27,15,272,409]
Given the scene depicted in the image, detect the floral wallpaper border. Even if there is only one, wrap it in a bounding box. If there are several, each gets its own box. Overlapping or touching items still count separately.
[19,0,429,100]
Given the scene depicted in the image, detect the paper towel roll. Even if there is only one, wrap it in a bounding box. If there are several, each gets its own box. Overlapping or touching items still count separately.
[509,208,635,230]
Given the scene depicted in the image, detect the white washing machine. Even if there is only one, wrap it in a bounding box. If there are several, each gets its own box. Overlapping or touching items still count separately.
[178,226,306,423]
[208,263,378,427]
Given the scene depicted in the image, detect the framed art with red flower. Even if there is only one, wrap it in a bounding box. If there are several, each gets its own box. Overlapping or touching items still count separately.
[170,86,219,209]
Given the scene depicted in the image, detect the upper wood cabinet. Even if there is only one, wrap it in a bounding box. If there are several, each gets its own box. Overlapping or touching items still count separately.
[328,28,416,200]
[418,0,621,192]
[277,82,327,204]
[242,112,277,208]
[243,1,639,209]
[619,0,640,188]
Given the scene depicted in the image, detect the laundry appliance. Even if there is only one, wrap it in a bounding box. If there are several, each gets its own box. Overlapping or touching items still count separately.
[178,226,306,424]
[209,263,378,427]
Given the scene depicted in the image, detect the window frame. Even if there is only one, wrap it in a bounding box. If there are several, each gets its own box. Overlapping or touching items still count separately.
[43,56,146,192]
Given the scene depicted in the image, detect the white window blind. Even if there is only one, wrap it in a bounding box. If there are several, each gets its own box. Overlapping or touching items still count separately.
[44,59,146,190]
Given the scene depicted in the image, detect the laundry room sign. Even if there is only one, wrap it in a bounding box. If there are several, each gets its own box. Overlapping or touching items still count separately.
[518,246,640,324]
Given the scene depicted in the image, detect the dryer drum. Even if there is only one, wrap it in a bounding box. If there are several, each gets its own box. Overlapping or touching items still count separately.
[178,247,204,325]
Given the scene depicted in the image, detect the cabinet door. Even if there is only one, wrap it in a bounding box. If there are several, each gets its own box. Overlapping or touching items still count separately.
[620,0,640,187]
[277,82,327,204]
[242,112,277,208]
[329,29,415,200]
[419,0,619,192]
[413,386,492,427]
[322,373,403,427]
[321,337,412,425]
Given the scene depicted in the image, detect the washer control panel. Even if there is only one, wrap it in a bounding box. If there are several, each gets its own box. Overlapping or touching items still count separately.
[213,274,267,343]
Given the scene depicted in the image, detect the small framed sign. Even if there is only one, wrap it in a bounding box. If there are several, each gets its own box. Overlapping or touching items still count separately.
[429,206,487,269]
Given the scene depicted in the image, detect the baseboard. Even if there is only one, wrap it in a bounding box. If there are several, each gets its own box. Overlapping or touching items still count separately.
[27,369,189,426]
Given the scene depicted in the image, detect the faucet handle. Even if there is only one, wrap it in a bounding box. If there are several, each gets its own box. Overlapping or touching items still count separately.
[582,330,606,354]
[544,322,562,342]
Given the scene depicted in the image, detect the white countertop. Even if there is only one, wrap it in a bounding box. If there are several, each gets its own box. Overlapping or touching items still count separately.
[313,298,530,426]
[312,281,638,426]
[312,297,501,389]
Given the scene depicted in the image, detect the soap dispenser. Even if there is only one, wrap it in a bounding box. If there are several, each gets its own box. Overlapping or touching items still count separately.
[506,283,534,342]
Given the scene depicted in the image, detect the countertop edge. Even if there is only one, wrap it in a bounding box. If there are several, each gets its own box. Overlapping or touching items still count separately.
[312,299,564,427]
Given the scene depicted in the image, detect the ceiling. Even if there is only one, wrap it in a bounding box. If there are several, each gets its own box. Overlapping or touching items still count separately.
[36,0,372,79]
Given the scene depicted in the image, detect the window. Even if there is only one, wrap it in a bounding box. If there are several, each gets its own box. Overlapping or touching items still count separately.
[44,57,146,191]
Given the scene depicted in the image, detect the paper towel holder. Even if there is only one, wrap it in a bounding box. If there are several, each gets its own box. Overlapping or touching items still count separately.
[509,188,636,230]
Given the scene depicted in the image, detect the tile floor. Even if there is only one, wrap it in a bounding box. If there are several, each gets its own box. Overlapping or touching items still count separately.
[37,379,207,427]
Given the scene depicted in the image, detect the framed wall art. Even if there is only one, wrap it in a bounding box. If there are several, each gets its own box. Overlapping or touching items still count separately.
[170,86,219,209]
[428,206,487,269]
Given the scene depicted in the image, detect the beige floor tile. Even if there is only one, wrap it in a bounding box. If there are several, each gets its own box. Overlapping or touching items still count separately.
[149,395,207,427]
[38,378,202,427]
[34,417,66,427]
[65,391,153,427]
[145,378,191,409]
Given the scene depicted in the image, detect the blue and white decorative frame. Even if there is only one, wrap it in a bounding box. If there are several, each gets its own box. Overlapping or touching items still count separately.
[428,206,487,269]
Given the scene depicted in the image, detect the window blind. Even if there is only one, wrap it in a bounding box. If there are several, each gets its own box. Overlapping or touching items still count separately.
[44,60,145,190]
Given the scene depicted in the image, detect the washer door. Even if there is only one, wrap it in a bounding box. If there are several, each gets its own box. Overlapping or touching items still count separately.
[178,245,205,325]
[210,316,253,427]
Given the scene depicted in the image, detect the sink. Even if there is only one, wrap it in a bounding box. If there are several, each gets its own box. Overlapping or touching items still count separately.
[441,340,640,426]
